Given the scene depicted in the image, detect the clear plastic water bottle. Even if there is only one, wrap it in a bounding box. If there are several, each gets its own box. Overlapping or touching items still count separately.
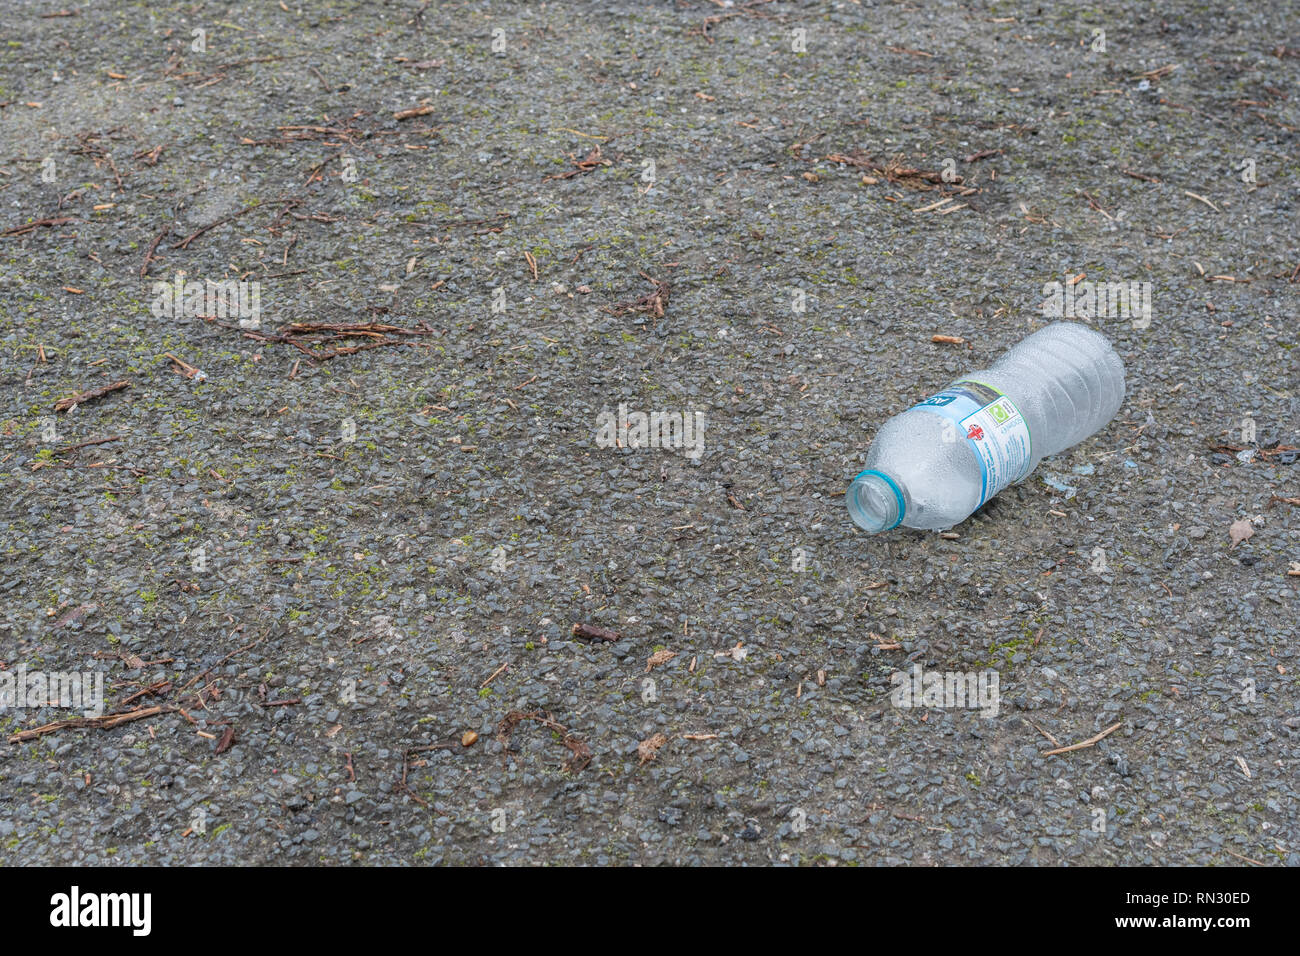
[847,321,1125,532]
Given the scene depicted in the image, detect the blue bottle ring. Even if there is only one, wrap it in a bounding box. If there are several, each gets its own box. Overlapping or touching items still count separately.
[851,469,906,530]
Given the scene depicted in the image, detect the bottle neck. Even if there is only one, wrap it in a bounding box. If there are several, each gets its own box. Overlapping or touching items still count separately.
[847,470,906,533]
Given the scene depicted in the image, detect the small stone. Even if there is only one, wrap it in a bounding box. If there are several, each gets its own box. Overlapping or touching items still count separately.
[461,731,478,747]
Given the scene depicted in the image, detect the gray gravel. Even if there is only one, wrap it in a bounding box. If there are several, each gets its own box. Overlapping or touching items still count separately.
[1,1,1298,865]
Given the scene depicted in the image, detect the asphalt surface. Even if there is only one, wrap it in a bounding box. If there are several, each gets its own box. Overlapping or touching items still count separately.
[1,1,1297,865]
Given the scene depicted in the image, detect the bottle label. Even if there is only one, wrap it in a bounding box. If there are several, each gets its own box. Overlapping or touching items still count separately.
[912,379,1033,508]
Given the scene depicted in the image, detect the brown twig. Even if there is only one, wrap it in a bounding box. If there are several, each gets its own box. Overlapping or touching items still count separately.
[496,710,592,773]
[1027,720,1060,748]
[604,271,670,318]
[53,435,121,456]
[826,151,965,191]
[119,680,172,706]
[1041,721,1122,756]
[2,216,76,237]
[140,223,171,277]
[544,145,612,181]
[164,353,202,378]
[232,319,438,363]
[133,144,165,166]
[1208,442,1297,459]
[178,630,266,694]
[53,380,130,413]
[1223,847,1267,866]
[571,622,622,642]
[393,104,436,121]
[886,45,935,57]
[1120,168,1161,183]
[172,205,258,249]
[7,705,169,744]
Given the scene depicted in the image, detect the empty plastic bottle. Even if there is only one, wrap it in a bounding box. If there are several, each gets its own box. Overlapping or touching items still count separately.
[847,321,1125,532]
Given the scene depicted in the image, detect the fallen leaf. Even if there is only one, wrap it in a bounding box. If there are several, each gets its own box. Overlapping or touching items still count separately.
[646,649,676,673]
[51,603,97,629]
[215,726,236,754]
[1228,518,1254,548]
[637,732,669,766]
